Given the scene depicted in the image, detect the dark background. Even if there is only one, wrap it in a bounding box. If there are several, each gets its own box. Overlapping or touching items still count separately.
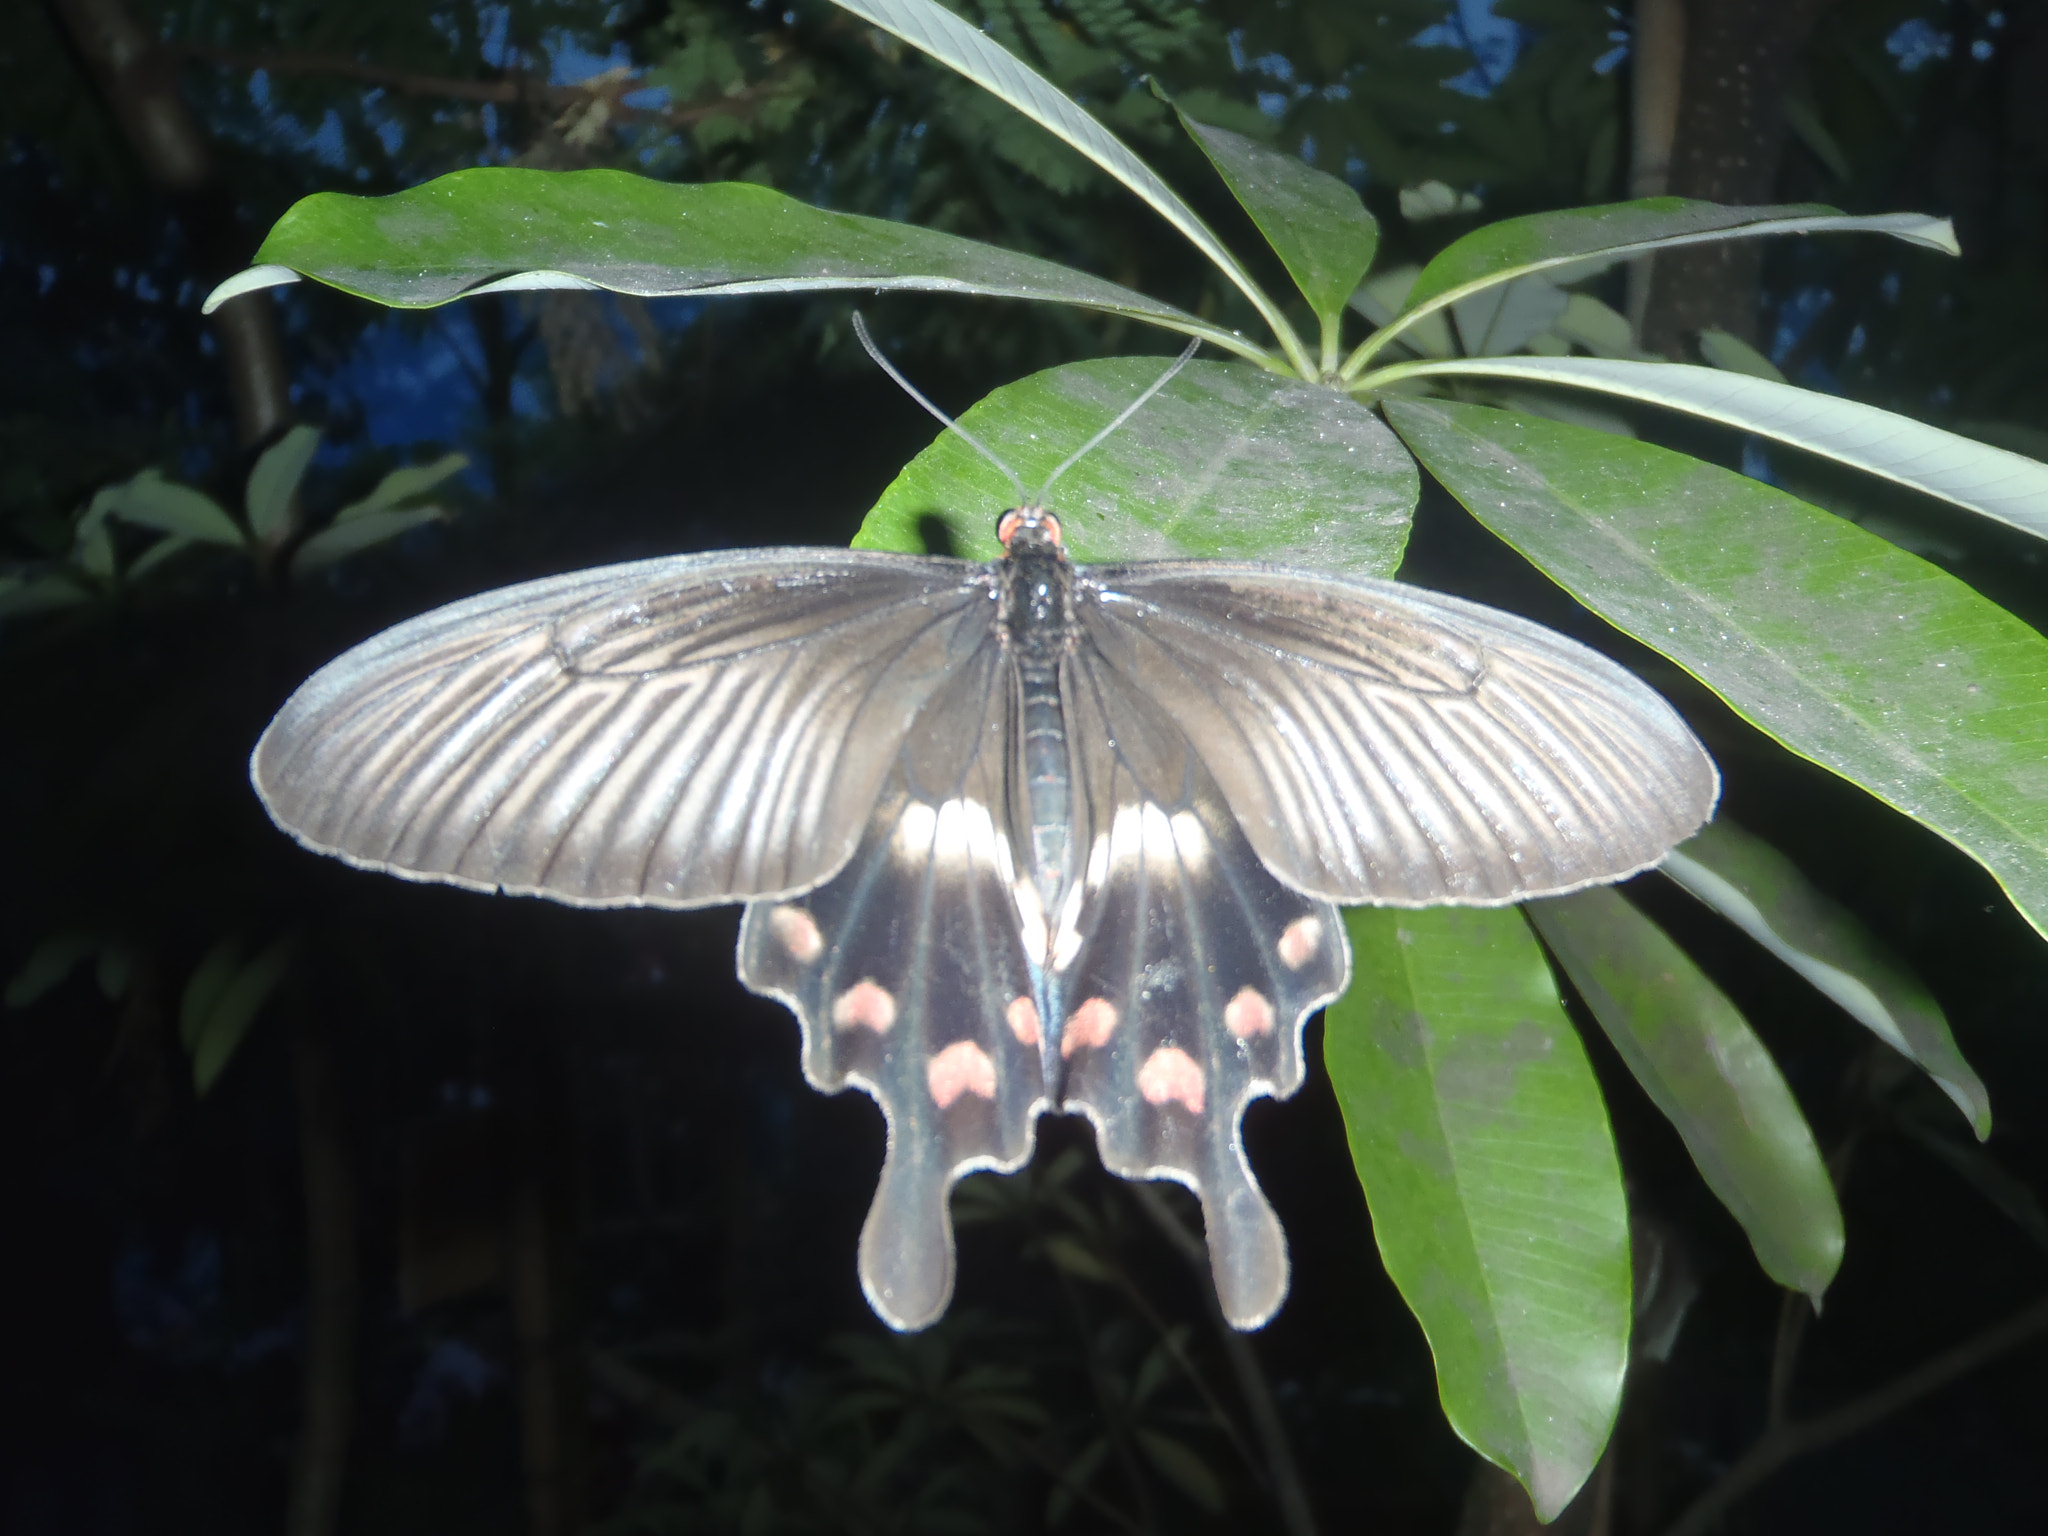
[5,2,2048,1534]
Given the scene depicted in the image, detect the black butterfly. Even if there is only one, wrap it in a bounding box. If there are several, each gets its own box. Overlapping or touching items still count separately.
[252,504,1717,1331]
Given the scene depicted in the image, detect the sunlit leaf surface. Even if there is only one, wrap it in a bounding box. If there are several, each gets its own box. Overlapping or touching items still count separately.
[857,359,1417,577]
[1377,357,2048,539]
[207,169,1259,356]
[1177,111,1379,334]
[1663,819,1988,1134]
[1528,889,1844,1302]
[1326,905,1628,1522]
[1389,399,2048,946]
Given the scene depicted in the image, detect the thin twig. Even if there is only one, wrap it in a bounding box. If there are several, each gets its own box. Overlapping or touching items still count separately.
[1657,1292,2048,1536]
[170,44,785,130]
[1127,1184,1322,1536]
[1763,1291,1810,1430]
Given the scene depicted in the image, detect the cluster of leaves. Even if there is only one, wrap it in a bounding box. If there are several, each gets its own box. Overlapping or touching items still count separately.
[208,0,2048,1517]
[610,1150,1293,1534]
[1,422,465,616]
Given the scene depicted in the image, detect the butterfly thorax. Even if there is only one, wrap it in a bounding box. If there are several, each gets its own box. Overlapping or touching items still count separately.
[996,510,1085,1034]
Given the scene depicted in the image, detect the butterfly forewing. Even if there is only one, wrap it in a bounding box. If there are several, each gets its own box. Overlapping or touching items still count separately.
[1079,564,1719,906]
[1057,649,1348,1328]
[253,551,993,907]
[738,646,1046,1330]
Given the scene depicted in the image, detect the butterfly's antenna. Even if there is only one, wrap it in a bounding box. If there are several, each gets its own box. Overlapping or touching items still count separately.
[851,312,1026,504]
[1034,335,1201,503]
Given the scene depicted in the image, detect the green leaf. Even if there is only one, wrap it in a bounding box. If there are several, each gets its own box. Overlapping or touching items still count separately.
[1367,357,2048,543]
[1452,277,1567,357]
[179,938,245,1051]
[1550,293,1641,359]
[1350,265,1456,359]
[334,452,469,521]
[0,572,90,616]
[245,424,321,543]
[89,469,245,548]
[1174,107,1379,339]
[1695,328,1786,382]
[5,932,100,1007]
[1042,1234,1115,1283]
[189,936,296,1096]
[1663,819,1988,1136]
[1350,201,1954,376]
[1399,180,1484,222]
[1527,890,1844,1303]
[291,506,448,578]
[1405,200,1953,315]
[826,0,1309,372]
[126,534,196,582]
[211,170,1263,363]
[1326,905,1628,1521]
[854,359,1417,579]
[1385,398,2048,947]
[1135,1429,1226,1514]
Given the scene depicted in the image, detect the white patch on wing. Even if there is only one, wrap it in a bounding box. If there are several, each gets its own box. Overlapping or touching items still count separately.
[1168,811,1209,870]
[1137,1046,1206,1114]
[832,979,897,1034]
[1013,879,1050,965]
[926,1041,998,1108]
[1142,802,1178,864]
[768,905,824,964]
[934,797,1000,868]
[1051,881,1086,972]
[1084,833,1110,889]
[892,800,938,859]
[1277,915,1324,971]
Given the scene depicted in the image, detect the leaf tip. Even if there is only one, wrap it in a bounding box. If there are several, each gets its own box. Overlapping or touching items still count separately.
[202,264,301,315]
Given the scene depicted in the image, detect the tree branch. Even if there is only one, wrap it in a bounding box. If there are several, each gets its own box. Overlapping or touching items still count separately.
[169,43,789,131]
[1658,1292,2048,1536]
[1127,1183,1322,1536]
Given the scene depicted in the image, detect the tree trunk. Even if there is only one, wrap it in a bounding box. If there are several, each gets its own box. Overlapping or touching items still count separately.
[1638,0,1840,355]
[53,0,294,452]
[1625,0,1687,334]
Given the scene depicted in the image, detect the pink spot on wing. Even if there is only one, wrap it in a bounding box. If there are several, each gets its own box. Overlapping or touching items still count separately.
[926,1040,998,1108]
[1224,987,1275,1039]
[831,979,897,1034]
[1137,1047,1206,1115]
[768,905,824,964]
[1007,996,1041,1047]
[1277,916,1323,971]
[1061,997,1119,1059]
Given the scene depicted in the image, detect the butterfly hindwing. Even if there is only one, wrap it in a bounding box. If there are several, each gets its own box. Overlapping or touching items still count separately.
[738,647,1046,1329]
[1054,648,1349,1329]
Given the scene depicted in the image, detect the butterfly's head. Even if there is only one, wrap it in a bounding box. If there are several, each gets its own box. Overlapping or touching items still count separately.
[997,506,1064,556]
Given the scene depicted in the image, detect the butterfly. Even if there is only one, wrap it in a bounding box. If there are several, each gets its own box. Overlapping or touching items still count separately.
[251,338,1718,1332]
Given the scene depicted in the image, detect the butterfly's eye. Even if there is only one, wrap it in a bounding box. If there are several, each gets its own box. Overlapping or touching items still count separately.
[997,508,1062,551]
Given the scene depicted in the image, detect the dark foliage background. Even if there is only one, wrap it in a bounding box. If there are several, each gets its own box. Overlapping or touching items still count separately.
[4,2,2048,1534]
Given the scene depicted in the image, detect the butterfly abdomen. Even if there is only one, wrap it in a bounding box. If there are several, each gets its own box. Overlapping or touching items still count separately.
[998,522,1087,1080]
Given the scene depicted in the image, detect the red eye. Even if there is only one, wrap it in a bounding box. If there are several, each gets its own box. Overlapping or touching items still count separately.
[997,508,1064,550]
